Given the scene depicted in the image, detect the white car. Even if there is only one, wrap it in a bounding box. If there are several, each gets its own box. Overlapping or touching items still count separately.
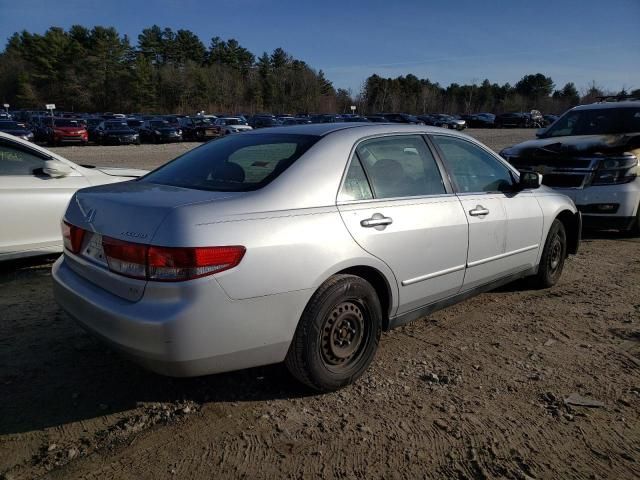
[0,132,147,261]
[213,117,253,135]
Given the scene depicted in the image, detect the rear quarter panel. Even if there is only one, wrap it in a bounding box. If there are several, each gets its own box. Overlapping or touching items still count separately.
[150,205,400,309]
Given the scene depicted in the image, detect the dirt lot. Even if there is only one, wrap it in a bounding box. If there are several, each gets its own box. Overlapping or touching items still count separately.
[1,129,639,479]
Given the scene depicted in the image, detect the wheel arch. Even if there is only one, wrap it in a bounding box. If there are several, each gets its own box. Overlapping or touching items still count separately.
[335,265,394,330]
[556,209,581,255]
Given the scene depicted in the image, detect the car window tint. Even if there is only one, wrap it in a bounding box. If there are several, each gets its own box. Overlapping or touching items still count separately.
[141,133,319,192]
[0,142,46,176]
[356,135,445,199]
[432,135,513,193]
[338,156,373,201]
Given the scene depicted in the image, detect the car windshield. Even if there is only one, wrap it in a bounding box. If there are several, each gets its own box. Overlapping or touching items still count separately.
[127,120,143,127]
[54,119,81,127]
[150,120,169,127]
[192,118,211,125]
[105,121,128,129]
[0,121,20,128]
[224,118,243,125]
[141,133,320,192]
[543,107,640,138]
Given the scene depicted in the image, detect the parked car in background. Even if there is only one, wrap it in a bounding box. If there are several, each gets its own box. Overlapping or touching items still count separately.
[341,116,371,123]
[94,120,140,145]
[85,118,103,142]
[249,115,280,129]
[431,114,466,130]
[46,118,89,146]
[494,112,531,128]
[126,118,144,133]
[310,114,343,123]
[366,116,389,123]
[212,117,253,136]
[500,98,640,233]
[463,113,496,128]
[543,114,559,126]
[379,113,423,124]
[0,120,34,142]
[139,119,183,143]
[0,132,147,261]
[52,123,580,391]
[178,117,218,141]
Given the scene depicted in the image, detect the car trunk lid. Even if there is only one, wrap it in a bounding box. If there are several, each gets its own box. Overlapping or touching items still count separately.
[63,181,242,301]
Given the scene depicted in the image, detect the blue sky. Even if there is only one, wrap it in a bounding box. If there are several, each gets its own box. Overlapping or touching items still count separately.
[1,0,638,93]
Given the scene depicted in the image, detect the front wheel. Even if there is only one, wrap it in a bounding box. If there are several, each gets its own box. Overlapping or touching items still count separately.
[285,274,382,392]
[531,219,567,288]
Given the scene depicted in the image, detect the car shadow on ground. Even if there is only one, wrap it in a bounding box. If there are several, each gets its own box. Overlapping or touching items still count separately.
[0,256,312,436]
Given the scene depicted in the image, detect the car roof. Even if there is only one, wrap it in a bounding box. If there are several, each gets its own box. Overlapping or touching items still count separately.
[572,100,640,111]
[243,122,459,137]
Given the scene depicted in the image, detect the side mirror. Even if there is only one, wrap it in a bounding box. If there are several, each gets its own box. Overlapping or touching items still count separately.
[535,128,547,138]
[518,171,542,190]
[43,159,73,178]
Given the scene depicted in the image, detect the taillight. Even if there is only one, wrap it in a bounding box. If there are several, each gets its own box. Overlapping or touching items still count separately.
[62,221,86,254]
[101,236,245,282]
[148,246,245,281]
[102,237,148,280]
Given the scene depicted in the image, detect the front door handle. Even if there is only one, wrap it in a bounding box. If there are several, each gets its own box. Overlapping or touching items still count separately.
[361,213,393,229]
[469,205,490,216]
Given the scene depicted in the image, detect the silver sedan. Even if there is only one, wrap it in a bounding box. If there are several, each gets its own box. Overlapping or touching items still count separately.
[52,124,581,391]
[0,132,147,261]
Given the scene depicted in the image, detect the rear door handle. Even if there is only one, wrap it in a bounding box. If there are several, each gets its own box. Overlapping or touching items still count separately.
[361,213,393,228]
[469,205,490,216]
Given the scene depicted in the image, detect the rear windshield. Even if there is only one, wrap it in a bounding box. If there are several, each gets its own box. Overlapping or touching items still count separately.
[543,107,640,137]
[141,133,320,192]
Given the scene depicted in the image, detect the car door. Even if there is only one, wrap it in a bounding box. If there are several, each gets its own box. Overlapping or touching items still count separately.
[0,139,90,258]
[431,135,543,289]
[337,134,469,315]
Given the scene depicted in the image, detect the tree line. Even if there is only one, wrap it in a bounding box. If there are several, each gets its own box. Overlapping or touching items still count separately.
[0,25,636,116]
[354,74,638,116]
[0,25,336,114]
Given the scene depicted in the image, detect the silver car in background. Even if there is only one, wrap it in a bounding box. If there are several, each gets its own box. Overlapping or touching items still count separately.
[0,132,147,261]
[52,124,581,391]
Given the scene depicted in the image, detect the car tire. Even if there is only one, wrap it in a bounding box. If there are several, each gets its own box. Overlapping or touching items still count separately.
[531,219,567,288]
[285,274,382,392]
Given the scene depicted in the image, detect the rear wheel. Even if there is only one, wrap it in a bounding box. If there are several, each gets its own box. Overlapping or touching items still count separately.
[285,274,382,391]
[531,219,567,288]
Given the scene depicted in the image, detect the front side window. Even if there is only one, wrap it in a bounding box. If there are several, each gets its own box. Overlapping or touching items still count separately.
[356,135,446,199]
[0,141,47,176]
[141,133,320,192]
[432,135,514,193]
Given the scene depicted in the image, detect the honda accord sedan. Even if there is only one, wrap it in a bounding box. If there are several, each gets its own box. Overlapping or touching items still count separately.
[52,124,581,391]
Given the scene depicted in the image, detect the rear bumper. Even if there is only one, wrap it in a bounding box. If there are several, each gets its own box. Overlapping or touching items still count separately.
[52,256,310,377]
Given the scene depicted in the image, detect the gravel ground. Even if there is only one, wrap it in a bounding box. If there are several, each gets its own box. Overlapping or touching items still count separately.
[1,128,639,479]
[47,128,534,171]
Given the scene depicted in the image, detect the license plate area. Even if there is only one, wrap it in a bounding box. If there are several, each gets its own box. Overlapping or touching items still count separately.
[81,233,107,266]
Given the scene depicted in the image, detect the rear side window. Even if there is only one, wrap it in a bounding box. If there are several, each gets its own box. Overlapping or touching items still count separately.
[338,157,373,201]
[355,135,446,199]
[0,141,47,176]
[141,133,319,192]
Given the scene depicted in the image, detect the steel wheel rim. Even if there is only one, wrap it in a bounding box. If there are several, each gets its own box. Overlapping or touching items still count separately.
[320,301,367,371]
[549,234,563,273]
